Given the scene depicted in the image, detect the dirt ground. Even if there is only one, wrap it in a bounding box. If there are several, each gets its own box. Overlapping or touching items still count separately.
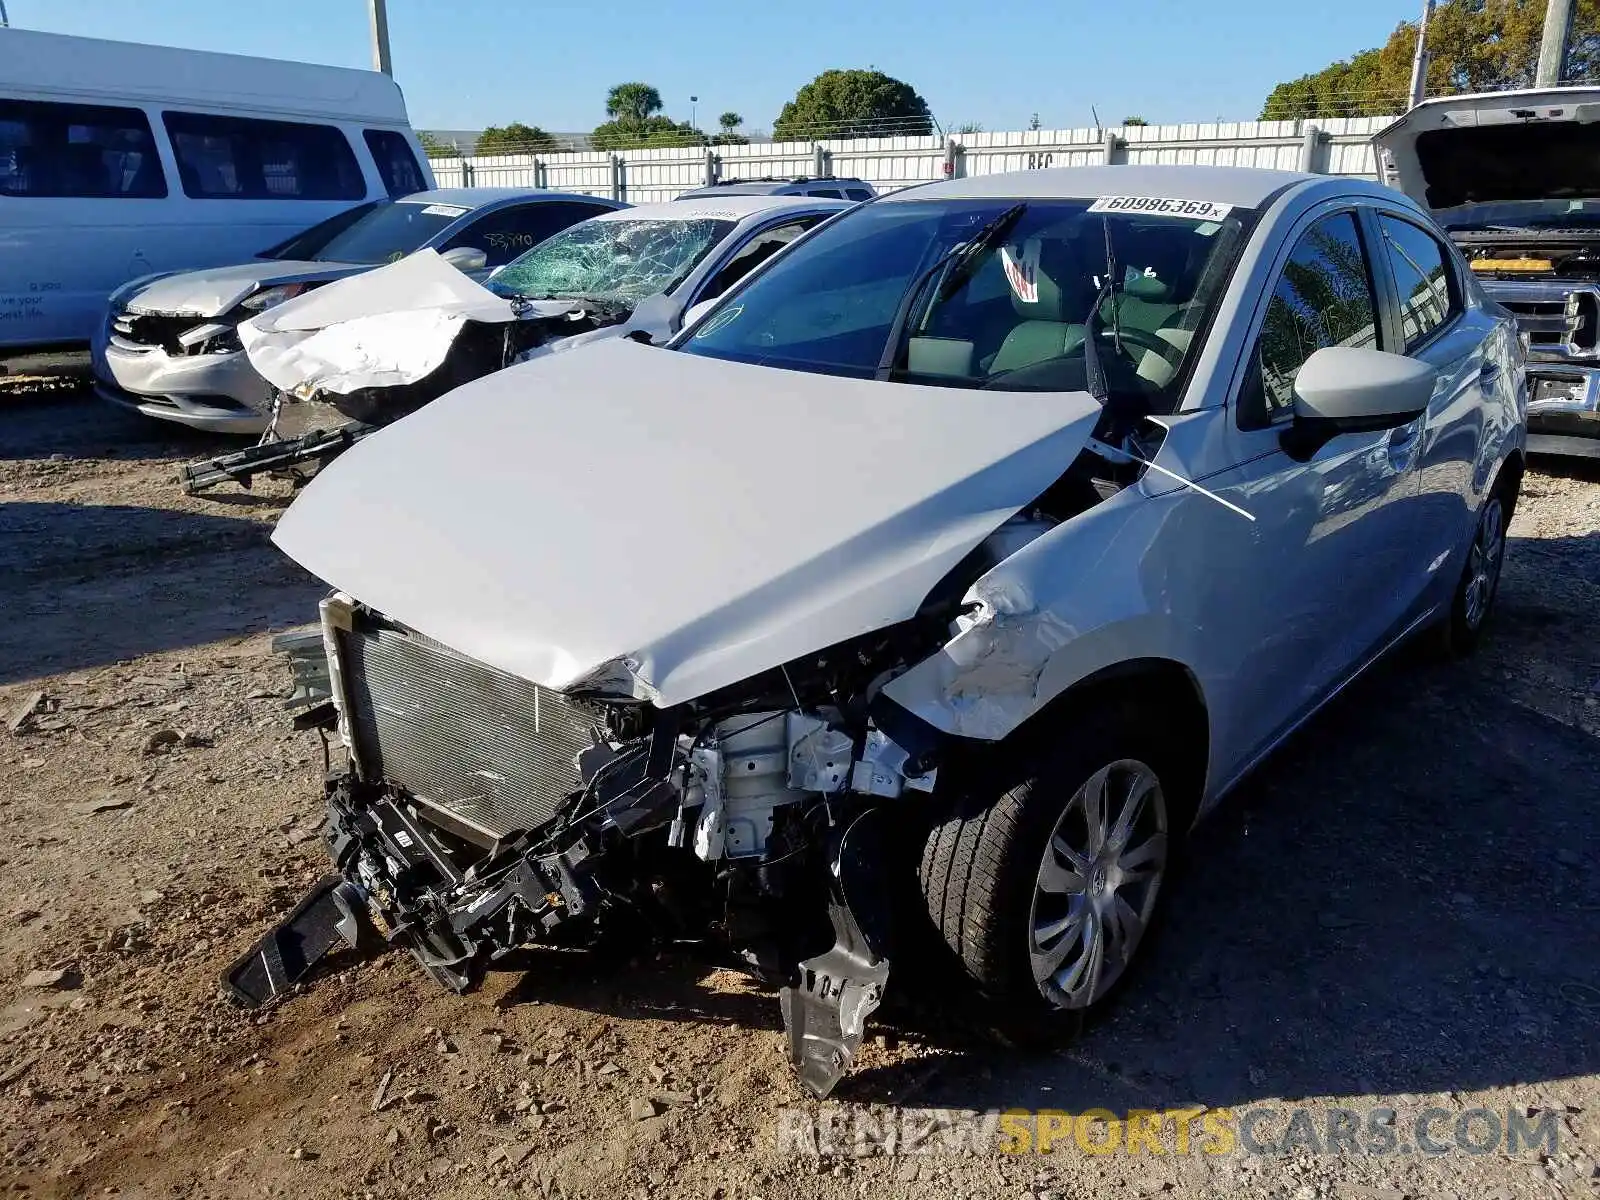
[2,381,1597,1200]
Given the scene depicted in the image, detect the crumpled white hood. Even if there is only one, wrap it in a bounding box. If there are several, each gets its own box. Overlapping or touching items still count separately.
[271,340,1103,706]
[126,260,360,318]
[239,250,581,396]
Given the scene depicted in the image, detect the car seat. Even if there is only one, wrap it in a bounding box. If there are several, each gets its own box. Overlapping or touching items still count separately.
[985,237,1096,375]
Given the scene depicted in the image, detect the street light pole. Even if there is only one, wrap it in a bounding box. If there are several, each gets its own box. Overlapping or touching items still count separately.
[368,0,392,76]
[1408,0,1435,109]
[0,2,11,28]
[690,96,699,132]
[1537,0,1575,87]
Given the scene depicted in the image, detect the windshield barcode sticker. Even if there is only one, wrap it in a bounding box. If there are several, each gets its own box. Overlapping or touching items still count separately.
[1086,196,1233,220]
[419,203,470,217]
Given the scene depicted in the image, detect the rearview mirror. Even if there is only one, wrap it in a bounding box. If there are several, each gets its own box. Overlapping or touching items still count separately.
[440,245,489,272]
[1282,346,1436,457]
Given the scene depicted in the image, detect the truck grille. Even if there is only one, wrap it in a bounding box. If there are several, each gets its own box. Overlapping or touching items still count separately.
[335,613,602,841]
[1487,280,1600,359]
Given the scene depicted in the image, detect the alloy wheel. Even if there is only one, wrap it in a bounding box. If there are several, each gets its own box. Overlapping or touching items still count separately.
[1028,759,1168,1009]
[1463,496,1506,632]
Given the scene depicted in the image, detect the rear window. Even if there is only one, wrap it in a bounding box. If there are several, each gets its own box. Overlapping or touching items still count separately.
[363,129,426,198]
[162,111,365,201]
[0,99,165,198]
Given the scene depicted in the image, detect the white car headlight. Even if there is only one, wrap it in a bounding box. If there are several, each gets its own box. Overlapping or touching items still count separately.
[241,283,308,312]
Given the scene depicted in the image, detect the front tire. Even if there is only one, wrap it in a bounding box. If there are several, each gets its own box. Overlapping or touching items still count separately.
[919,712,1181,1019]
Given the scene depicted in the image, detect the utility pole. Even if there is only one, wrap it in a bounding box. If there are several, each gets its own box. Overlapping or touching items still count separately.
[368,0,393,76]
[0,2,10,27]
[1409,0,1435,109]
[1537,0,1575,87]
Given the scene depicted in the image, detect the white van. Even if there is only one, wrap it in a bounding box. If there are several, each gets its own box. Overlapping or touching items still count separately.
[0,28,434,370]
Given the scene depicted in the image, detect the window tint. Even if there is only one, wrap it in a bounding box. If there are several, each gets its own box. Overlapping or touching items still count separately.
[697,217,825,301]
[363,129,425,197]
[807,188,842,198]
[1378,215,1457,350]
[0,99,165,198]
[1245,212,1379,428]
[445,201,612,268]
[845,189,873,202]
[162,111,365,200]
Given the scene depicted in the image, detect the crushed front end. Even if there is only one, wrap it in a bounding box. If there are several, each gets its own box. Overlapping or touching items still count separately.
[229,594,946,1097]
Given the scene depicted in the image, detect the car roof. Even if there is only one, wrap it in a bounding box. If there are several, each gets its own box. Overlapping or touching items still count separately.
[685,179,871,194]
[593,195,853,222]
[396,187,618,210]
[889,165,1320,209]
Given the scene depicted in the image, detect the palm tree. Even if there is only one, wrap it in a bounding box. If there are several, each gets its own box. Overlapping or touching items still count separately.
[718,111,743,136]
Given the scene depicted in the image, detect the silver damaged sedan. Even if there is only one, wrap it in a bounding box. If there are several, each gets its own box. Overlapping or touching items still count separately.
[233,165,1527,1098]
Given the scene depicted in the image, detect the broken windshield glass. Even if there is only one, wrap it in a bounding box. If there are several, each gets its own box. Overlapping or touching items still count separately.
[488,218,736,305]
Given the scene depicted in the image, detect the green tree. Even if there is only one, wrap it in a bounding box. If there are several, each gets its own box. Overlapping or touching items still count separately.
[718,111,743,134]
[591,115,703,150]
[606,82,665,124]
[1122,116,1149,126]
[772,69,933,140]
[474,123,558,155]
[1261,0,1600,119]
[417,131,460,159]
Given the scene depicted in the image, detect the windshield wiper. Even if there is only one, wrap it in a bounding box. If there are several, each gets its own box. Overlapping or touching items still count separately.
[875,202,1028,380]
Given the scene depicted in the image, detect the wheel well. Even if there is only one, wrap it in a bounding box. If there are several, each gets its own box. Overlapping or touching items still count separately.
[1010,659,1210,828]
[1495,449,1525,513]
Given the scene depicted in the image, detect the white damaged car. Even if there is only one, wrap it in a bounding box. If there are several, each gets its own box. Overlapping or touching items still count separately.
[232,165,1526,1097]
[238,195,849,426]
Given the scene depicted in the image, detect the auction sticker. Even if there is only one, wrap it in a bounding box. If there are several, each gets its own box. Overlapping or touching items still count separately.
[419,203,471,217]
[1086,196,1233,220]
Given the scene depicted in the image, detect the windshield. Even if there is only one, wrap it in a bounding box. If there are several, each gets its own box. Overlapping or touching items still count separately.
[487,218,735,304]
[258,201,380,260]
[679,197,1253,400]
[288,199,470,264]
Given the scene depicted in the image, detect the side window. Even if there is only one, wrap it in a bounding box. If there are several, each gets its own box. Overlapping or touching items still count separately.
[1378,215,1458,350]
[162,111,365,201]
[697,217,824,301]
[363,129,425,198]
[1243,211,1380,429]
[0,99,166,198]
[445,202,611,269]
[845,189,873,202]
[807,188,843,198]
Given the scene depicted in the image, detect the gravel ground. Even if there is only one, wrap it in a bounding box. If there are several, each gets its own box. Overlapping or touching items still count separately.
[1,382,1597,1200]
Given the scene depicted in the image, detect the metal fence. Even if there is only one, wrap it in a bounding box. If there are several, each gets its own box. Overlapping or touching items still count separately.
[427,116,1397,201]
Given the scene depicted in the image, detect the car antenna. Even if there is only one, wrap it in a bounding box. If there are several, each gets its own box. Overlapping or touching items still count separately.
[1086,424,1256,522]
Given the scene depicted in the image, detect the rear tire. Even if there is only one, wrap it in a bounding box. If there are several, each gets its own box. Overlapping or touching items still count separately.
[1430,469,1519,657]
[918,708,1186,1020]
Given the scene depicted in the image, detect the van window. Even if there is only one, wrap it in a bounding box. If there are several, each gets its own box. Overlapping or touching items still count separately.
[363,129,426,198]
[162,111,365,201]
[845,189,873,202]
[807,188,843,198]
[0,99,166,198]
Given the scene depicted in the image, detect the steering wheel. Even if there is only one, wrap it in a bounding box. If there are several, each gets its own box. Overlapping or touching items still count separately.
[1090,322,1185,370]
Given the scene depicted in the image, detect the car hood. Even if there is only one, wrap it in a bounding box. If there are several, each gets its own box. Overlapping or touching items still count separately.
[271,340,1103,706]
[240,249,581,396]
[125,260,366,318]
[1375,88,1600,223]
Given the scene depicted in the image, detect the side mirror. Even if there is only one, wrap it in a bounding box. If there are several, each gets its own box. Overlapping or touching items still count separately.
[627,291,679,337]
[681,299,717,332]
[1282,346,1436,458]
[440,245,489,272]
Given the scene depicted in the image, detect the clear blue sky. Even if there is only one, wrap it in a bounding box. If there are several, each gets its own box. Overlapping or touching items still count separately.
[6,0,1423,132]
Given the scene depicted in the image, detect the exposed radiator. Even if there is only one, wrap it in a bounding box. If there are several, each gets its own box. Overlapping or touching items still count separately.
[336,614,601,840]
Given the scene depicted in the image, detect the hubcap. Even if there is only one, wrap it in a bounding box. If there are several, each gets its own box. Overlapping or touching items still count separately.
[1463,496,1505,631]
[1028,759,1168,1009]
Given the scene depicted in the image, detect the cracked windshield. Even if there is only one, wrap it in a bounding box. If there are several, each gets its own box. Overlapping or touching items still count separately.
[487,217,735,304]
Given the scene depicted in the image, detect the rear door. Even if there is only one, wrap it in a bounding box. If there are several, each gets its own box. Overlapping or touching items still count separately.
[1367,207,1498,614]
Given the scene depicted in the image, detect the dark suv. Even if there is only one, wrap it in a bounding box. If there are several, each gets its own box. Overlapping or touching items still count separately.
[675,175,876,202]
